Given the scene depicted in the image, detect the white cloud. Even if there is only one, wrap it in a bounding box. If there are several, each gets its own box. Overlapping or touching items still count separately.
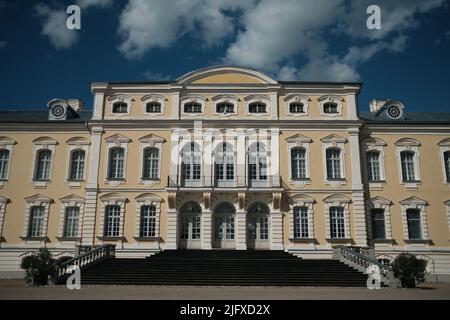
[143,69,171,81]
[118,0,256,59]
[77,0,113,10]
[35,4,79,49]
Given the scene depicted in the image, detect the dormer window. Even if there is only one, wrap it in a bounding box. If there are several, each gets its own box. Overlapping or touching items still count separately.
[112,102,128,114]
[323,102,338,114]
[289,102,304,113]
[249,102,266,113]
[184,102,202,113]
[216,102,234,114]
[146,102,161,113]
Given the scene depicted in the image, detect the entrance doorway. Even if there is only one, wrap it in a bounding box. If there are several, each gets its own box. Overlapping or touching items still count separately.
[178,201,202,249]
[247,202,270,249]
[212,202,236,249]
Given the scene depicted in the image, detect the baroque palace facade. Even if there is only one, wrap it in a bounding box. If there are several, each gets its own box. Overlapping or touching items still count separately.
[0,66,450,280]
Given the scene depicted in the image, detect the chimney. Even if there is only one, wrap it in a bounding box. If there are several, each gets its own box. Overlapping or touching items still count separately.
[67,99,85,111]
[369,99,387,112]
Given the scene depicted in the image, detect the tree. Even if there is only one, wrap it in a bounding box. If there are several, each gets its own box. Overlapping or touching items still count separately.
[391,253,428,288]
[20,248,57,286]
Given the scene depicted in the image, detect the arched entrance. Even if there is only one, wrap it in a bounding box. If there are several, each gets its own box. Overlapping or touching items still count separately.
[179,201,202,249]
[247,202,270,249]
[213,202,236,249]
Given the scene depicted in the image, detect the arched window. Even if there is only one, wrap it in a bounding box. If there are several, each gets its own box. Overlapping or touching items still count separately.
[182,143,201,183]
[180,201,202,241]
[323,102,338,114]
[400,151,416,182]
[184,102,202,113]
[291,147,306,179]
[142,147,159,179]
[34,149,52,180]
[112,102,128,113]
[215,143,234,182]
[146,102,161,113]
[444,151,450,182]
[108,147,125,179]
[366,150,381,181]
[249,102,266,113]
[294,206,309,239]
[104,205,121,237]
[249,142,267,182]
[69,149,85,180]
[326,148,341,180]
[139,205,156,237]
[247,202,269,241]
[0,149,10,180]
[63,207,80,237]
[289,102,304,113]
[28,206,45,237]
[216,102,234,114]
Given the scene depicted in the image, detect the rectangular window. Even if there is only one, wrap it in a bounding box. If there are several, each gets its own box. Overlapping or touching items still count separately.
[226,217,235,240]
[326,148,341,180]
[146,102,161,113]
[34,150,52,180]
[112,102,128,113]
[401,151,416,182]
[249,102,266,113]
[371,209,386,239]
[63,207,80,238]
[294,206,309,238]
[406,209,422,239]
[184,102,202,113]
[191,216,201,239]
[108,148,124,179]
[291,148,307,179]
[104,205,121,237]
[444,151,450,182]
[142,148,159,179]
[139,205,156,237]
[330,207,345,238]
[366,151,381,181]
[260,216,269,240]
[289,103,304,113]
[69,150,85,180]
[28,206,45,237]
[0,149,10,180]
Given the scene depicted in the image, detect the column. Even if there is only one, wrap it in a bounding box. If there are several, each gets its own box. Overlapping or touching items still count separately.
[270,91,278,120]
[235,210,247,250]
[270,128,280,187]
[201,209,212,250]
[270,208,284,250]
[349,128,368,247]
[81,126,103,246]
[171,91,180,119]
[91,83,107,120]
[166,208,178,250]
[236,130,246,187]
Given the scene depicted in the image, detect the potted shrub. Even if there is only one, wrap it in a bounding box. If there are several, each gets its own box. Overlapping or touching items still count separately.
[20,248,57,286]
[391,253,427,288]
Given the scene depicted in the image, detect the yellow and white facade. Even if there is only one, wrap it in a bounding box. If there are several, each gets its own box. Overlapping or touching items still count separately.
[1,66,450,280]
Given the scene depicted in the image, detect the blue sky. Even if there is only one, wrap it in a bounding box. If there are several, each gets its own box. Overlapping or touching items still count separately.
[1,0,450,113]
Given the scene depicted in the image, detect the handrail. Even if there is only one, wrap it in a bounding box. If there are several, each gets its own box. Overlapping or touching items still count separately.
[167,175,282,188]
[55,244,115,283]
[333,245,397,288]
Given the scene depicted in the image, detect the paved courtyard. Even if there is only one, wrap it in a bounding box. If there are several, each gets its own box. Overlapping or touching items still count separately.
[0,280,450,300]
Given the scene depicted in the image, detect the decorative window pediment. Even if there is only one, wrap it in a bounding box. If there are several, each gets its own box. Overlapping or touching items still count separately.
[288,194,315,206]
[438,138,450,147]
[395,138,420,147]
[363,137,386,147]
[135,193,162,203]
[323,194,351,204]
[105,134,131,144]
[0,137,16,146]
[212,95,239,116]
[25,194,53,204]
[181,95,207,115]
[66,137,90,146]
[108,94,133,115]
[100,192,127,204]
[318,95,344,117]
[370,196,392,206]
[285,134,312,144]
[59,194,85,203]
[400,196,427,206]
[245,95,270,115]
[284,94,310,116]
[320,134,347,144]
[141,94,166,115]
[138,134,165,144]
[32,137,58,146]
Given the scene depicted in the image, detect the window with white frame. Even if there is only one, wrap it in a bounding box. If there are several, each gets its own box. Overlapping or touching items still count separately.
[249,102,267,113]
[182,143,201,182]
[319,95,343,117]
[366,150,381,181]
[34,149,52,180]
[291,147,307,180]
[112,102,128,113]
[406,208,422,239]
[28,206,45,237]
[330,206,345,238]
[248,142,268,182]
[323,102,338,114]
[139,205,156,237]
[108,147,125,179]
[444,151,450,182]
[216,102,234,114]
[69,149,85,180]
[63,206,80,238]
[146,102,161,113]
[284,95,309,117]
[184,102,202,113]
[142,147,159,179]
[104,205,121,237]
[400,151,417,182]
[215,143,234,182]
[370,208,386,239]
[294,206,309,238]
[0,149,10,180]
[438,138,450,184]
[289,102,304,113]
[326,148,342,180]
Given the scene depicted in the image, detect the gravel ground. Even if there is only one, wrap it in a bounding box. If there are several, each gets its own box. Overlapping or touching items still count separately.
[0,279,450,300]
